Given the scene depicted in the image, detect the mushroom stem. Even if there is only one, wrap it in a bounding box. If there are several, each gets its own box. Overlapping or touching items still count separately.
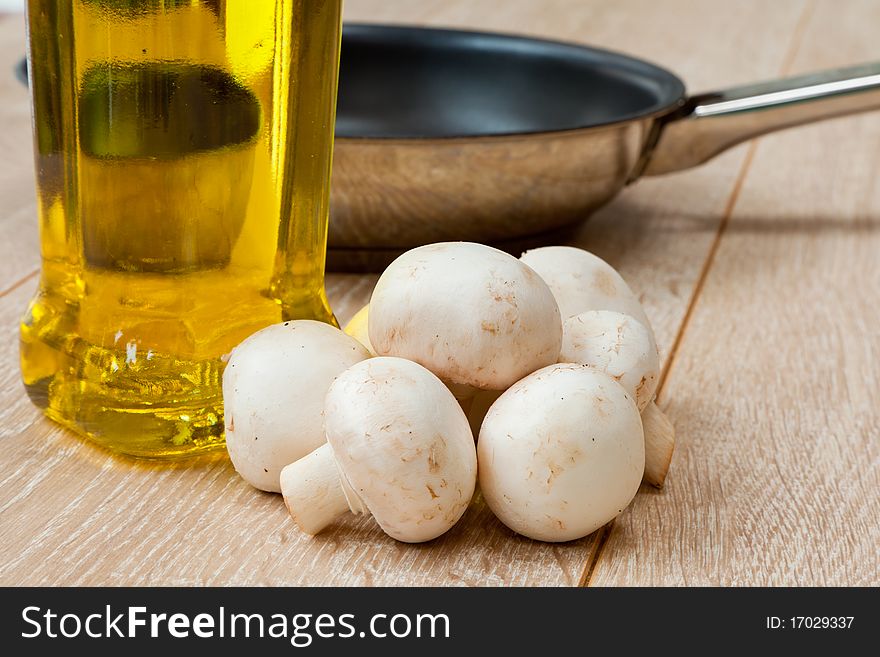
[281,444,354,535]
[642,401,675,488]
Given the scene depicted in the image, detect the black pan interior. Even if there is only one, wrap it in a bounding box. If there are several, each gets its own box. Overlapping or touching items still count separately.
[15,26,685,139]
[336,24,685,139]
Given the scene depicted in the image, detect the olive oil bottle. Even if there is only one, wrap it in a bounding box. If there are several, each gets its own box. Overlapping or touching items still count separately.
[21,0,343,457]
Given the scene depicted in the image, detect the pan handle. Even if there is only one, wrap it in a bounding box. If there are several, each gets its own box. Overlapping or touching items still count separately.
[636,62,880,178]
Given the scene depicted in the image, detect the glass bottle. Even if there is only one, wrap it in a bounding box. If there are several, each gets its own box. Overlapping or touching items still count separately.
[21,0,343,457]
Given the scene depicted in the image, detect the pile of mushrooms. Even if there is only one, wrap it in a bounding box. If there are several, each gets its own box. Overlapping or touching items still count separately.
[223,242,675,544]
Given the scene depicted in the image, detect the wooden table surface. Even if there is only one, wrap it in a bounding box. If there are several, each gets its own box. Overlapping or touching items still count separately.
[1,0,878,586]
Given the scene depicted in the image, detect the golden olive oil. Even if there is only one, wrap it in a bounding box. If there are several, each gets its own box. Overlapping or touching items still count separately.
[21,0,343,457]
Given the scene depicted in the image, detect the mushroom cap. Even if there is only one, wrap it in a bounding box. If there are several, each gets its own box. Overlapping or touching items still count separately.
[223,320,371,492]
[478,364,644,542]
[520,246,652,333]
[324,357,477,542]
[560,310,660,411]
[348,303,479,405]
[369,242,562,390]
[343,304,376,356]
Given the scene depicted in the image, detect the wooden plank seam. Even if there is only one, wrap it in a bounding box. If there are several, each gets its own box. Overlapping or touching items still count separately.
[579,0,819,587]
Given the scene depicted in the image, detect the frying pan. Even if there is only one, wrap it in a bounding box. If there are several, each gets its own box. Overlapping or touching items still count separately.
[15,25,880,269]
[329,24,880,269]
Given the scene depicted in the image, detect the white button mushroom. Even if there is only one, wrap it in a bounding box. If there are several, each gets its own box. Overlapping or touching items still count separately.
[478,364,644,542]
[281,357,477,543]
[523,245,674,487]
[369,242,563,391]
[343,304,376,356]
[520,246,652,332]
[560,310,660,411]
[222,320,371,492]
[559,309,673,485]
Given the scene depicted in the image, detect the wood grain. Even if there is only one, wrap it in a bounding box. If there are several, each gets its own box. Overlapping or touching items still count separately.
[589,0,880,586]
[4,0,872,586]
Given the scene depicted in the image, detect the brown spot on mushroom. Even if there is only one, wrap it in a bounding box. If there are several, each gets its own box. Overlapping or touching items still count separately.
[593,269,617,296]
[481,321,499,334]
[427,446,442,473]
[562,444,583,464]
[227,415,235,433]
[635,375,649,399]
[425,484,439,499]
[545,515,566,531]
[613,323,625,353]
[546,461,564,487]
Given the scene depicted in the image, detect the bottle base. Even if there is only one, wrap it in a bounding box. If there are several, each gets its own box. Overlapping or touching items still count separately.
[25,377,227,459]
[20,271,335,460]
